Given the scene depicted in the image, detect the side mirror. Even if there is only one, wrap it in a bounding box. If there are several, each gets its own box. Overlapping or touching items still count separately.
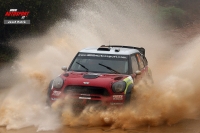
[135,70,141,75]
[61,66,68,72]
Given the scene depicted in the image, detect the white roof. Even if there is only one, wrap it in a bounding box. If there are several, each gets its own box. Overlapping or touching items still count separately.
[79,46,140,55]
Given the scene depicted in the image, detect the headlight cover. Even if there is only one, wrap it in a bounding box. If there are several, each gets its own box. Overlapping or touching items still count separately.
[112,81,126,93]
[52,77,63,89]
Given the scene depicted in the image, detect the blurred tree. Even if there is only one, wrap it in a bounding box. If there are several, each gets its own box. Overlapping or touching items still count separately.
[0,44,18,62]
[157,6,187,28]
[148,0,200,28]
[155,0,200,22]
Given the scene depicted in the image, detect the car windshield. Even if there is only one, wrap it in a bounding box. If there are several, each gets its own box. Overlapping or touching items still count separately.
[69,53,129,74]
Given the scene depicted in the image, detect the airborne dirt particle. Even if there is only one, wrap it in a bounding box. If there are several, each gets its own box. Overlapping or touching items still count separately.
[0,0,200,131]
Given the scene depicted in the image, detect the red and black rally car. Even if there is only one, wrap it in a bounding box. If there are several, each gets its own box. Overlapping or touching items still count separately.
[47,45,152,110]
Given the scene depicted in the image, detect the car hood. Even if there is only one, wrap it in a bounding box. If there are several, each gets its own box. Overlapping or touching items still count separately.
[61,71,129,87]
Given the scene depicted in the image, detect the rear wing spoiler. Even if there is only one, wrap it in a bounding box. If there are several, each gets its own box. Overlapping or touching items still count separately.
[100,45,145,56]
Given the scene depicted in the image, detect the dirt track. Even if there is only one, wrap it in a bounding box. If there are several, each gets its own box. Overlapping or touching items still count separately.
[1,119,200,133]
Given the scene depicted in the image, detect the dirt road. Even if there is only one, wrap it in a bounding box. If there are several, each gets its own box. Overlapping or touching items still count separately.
[0,119,200,133]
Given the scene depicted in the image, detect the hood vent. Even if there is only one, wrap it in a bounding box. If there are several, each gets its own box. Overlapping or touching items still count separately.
[114,76,123,80]
[83,74,99,79]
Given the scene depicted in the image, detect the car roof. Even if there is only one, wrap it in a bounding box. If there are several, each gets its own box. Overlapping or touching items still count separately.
[79,46,141,55]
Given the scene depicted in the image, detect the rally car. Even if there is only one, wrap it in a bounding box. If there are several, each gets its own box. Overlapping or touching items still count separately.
[47,45,152,110]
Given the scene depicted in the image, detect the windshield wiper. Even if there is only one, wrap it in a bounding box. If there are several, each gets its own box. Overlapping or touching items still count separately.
[76,62,89,72]
[99,63,120,74]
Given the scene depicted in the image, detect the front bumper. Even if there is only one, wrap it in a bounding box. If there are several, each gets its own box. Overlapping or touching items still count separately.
[50,91,125,107]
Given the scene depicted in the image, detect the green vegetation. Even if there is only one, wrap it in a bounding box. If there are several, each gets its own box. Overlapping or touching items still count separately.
[155,0,200,26]
[157,6,186,28]
[0,45,18,62]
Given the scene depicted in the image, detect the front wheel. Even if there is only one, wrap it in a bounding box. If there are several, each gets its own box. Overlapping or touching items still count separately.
[46,80,53,106]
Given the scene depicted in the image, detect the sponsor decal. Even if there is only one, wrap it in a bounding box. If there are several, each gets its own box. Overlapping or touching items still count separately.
[79,97,91,100]
[123,76,133,83]
[83,82,90,85]
[4,9,30,24]
[78,53,127,59]
[123,76,134,94]
[51,98,57,101]
[113,95,123,100]
[52,91,61,96]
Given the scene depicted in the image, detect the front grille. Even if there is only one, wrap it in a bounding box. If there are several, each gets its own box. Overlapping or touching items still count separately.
[64,86,110,96]
[73,99,101,106]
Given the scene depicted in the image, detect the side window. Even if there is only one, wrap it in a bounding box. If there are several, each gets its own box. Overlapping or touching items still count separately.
[131,55,139,73]
[137,54,145,69]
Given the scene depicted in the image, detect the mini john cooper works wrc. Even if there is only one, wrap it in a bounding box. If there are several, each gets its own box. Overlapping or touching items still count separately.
[47,45,152,109]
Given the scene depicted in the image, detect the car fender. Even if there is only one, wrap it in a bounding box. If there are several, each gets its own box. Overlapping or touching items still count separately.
[123,76,133,93]
[123,76,134,104]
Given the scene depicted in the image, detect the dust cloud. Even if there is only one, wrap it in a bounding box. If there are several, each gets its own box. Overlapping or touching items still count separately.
[0,0,200,131]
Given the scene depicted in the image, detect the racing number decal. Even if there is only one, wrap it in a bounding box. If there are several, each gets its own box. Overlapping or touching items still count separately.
[123,76,133,94]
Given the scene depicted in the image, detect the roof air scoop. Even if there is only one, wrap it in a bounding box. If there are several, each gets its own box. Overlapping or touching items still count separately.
[97,47,111,51]
[115,49,120,52]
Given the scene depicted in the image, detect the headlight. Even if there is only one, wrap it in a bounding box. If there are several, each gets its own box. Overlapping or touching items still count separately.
[52,77,63,89]
[112,81,126,93]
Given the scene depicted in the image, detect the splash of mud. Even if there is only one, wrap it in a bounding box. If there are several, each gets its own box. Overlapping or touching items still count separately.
[60,0,200,129]
[61,64,200,129]
[0,0,200,131]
